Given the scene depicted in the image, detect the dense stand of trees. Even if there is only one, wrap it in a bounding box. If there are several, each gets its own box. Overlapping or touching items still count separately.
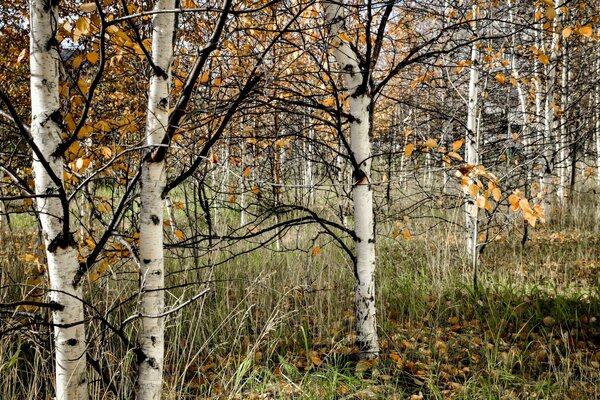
[0,0,598,398]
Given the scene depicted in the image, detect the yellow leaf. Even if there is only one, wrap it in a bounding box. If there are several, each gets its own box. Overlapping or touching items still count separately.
[492,187,501,202]
[469,183,479,198]
[75,17,92,36]
[77,79,89,95]
[562,26,572,38]
[72,55,84,68]
[175,229,184,240]
[545,6,556,20]
[213,76,222,87]
[101,146,112,158]
[200,71,209,84]
[519,198,532,213]
[495,73,507,84]
[85,237,96,249]
[311,246,321,256]
[508,194,520,211]
[88,271,100,283]
[448,151,463,160]
[80,2,97,12]
[404,143,415,158]
[323,97,336,107]
[243,166,251,177]
[424,138,437,148]
[86,52,99,64]
[338,32,352,42]
[538,52,550,65]
[402,228,412,240]
[452,139,464,151]
[578,25,593,37]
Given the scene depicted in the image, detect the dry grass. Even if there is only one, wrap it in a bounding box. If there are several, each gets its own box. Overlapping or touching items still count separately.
[1,192,599,399]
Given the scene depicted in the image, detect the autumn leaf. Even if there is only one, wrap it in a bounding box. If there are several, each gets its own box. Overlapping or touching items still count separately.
[402,228,412,240]
[174,230,184,241]
[508,194,520,211]
[495,73,507,84]
[578,25,593,37]
[404,143,415,158]
[424,138,437,148]
[492,187,501,202]
[243,167,251,177]
[311,246,321,256]
[562,26,572,38]
[452,139,464,151]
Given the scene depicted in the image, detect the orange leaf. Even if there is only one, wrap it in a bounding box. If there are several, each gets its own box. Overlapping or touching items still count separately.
[452,139,464,151]
[402,228,412,240]
[404,143,415,158]
[424,138,437,148]
[243,166,251,177]
[175,229,184,240]
[311,246,321,256]
[579,25,593,37]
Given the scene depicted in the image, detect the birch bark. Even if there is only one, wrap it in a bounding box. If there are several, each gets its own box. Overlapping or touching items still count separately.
[465,6,480,286]
[29,1,88,399]
[137,1,175,399]
[324,0,379,358]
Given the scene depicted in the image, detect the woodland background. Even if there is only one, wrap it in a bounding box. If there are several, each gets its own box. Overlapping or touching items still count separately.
[0,0,599,399]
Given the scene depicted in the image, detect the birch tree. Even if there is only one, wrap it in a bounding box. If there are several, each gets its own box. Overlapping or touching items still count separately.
[465,4,480,287]
[137,1,176,398]
[323,0,379,358]
[29,0,88,398]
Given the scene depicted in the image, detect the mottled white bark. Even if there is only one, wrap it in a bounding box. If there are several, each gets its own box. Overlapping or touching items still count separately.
[557,42,568,202]
[540,5,562,212]
[137,1,175,399]
[465,8,479,283]
[29,1,88,399]
[324,0,379,358]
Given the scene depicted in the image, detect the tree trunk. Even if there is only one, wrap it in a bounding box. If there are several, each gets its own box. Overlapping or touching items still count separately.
[324,0,379,358]
[29,1,88,399]
[465,6,480,290]
[137,1,175,399]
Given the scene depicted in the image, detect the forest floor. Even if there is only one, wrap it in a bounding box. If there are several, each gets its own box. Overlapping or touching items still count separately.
[1,206,600,399]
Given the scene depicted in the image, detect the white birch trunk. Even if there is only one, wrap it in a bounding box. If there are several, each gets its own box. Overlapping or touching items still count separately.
[324,0,379,358]
[557,41,568,203]
[137,1,175,399]
[29,1,88,399]
[540,6,561,213]
[465,7,479,283]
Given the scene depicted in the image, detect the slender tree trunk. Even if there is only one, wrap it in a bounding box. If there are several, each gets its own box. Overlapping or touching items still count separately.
[324,0,379,358]
[137,1,175,399]
[558,40,569,203]
[541,5,561,213]
[29,1,88,399]
[465,6,480,290]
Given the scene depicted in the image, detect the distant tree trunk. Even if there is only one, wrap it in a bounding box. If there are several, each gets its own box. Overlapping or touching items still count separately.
[137,1,175,399]
[540,4,561,214]
[324,0,379,359]
[465,5,480,290]
[558,40,569,203]
[29,1,88,399]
